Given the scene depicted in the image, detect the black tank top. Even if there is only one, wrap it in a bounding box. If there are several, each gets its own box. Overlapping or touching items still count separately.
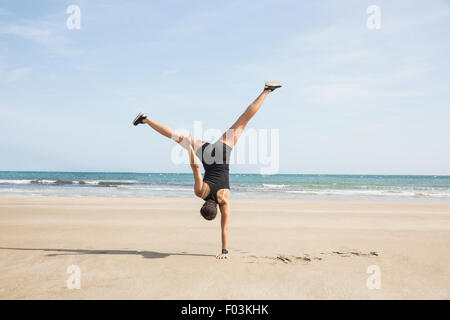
[195,141,232,203]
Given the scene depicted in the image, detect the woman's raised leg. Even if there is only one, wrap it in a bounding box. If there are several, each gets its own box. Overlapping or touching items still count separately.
[220,81,281,148]
[133,112,204,151]
[142,117,184,143]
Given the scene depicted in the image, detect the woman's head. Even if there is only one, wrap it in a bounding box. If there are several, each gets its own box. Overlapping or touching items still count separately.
[200,199,217,220]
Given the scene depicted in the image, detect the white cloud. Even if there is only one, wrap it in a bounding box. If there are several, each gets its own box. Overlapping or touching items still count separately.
[163,10,219,36]
[300,83,369,105]
[0,8,11,16]
[5,67,32,83]
[273,0,450,112]
[1,22,84,56]
[162,68,179,77]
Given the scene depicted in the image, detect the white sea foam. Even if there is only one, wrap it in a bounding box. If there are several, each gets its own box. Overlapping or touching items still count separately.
[262,184,288,189]
[151,187,192,191]
[80,180,139,185]
[84,180,101,185]
[0,179,140,186]
[0,179,32,184]
[285,189,450,198]
[117,185,191,191]
[38,180,57,184]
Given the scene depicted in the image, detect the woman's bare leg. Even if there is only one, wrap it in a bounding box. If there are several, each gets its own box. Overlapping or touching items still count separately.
[142,118,205,151]
[142,118,184,143]
[220,89,271,148]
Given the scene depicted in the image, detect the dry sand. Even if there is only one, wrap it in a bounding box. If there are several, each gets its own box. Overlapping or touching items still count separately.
[0,195,449,299]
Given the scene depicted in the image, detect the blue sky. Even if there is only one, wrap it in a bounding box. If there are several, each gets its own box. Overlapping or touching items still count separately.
[0,0,449,174]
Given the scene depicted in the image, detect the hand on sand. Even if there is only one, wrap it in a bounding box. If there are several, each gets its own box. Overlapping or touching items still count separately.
[216,253,228,259]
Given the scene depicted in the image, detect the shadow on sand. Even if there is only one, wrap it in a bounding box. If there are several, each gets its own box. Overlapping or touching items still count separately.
[0,247,214,259]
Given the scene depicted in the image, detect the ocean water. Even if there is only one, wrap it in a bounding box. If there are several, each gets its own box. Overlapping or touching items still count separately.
[1,171,450,201]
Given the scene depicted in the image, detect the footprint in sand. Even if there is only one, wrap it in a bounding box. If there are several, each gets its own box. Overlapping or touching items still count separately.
[275,254,323,264]
[244,250,379,265]
[331,250,379,258]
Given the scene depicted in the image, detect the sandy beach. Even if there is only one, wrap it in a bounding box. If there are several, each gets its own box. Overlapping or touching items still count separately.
[0,195,449,299]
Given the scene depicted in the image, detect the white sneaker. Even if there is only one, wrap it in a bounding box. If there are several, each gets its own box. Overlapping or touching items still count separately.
[264,81,282,91]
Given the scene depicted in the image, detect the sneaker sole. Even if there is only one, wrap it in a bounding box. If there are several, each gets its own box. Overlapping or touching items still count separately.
[265,81,282,90]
